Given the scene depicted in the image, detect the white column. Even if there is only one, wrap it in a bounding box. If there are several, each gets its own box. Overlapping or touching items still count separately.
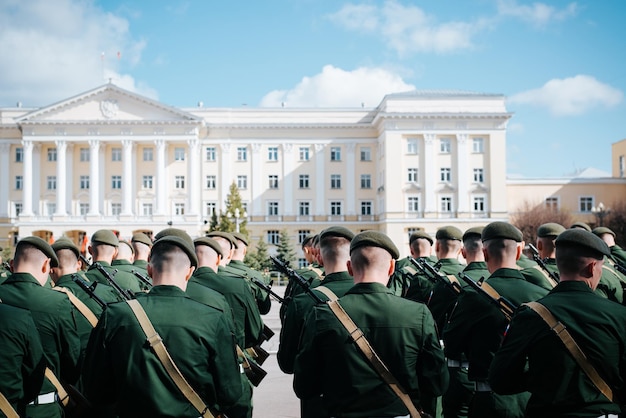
[121,139,134,215]
[220,143,233,214]
[456,134,469,214]
[314,144,325,215]
[0,144,10,217]
[282,144,294,215]
[187,139,200,215]
[33,144,41,215]
[423,134,436,213]
[87,139,101,215]
[54,140,68,215]
[155,139,167,215]
[21,140,34,216]
[66,144,74,215]
[346,143,356,215]
[251,144,262,216]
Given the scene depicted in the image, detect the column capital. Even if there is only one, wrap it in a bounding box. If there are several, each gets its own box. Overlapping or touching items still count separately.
[456,133,468,144]
[121,139,134,148]
[314,143,324,152]
[251,144,261,154]
[88,138,101,149]
[282,143,293,153]
[21,139,34,150]
[424,134,436,144]
[187,138,199,149]
[220,143,231,153]
[154,138,166,148]
[0,143,10,153]
[54,139,67,149]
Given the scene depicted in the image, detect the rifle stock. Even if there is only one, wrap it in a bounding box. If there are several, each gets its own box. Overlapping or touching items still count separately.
[527,244,560,283]
[93,262,133,300]
[131,269,153,290]
[71,274,107,310]
[410,258,463,295]
[456,272,516,321]
[270,256,325,304]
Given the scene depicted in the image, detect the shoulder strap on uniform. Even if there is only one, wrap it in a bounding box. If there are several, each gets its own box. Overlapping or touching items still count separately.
[523,301,614,402]
[531,266,558,288]
[0,391,19,418]
[306,265,324,279]
[602,265,626,284]
[314,286,339,302]
[326,300,423,418]
[44,368,70,406]
[446,275,461,287]
[53,287,98,327]
[125,299,216,418]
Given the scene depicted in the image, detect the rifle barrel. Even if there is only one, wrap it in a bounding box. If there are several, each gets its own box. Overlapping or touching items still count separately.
[251,277,284,303]
[94,262,133,300]
[270,256,325,304]
[71,274,107,309]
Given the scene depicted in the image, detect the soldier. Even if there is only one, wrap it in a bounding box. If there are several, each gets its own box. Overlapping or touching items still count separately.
[534,222,565,281]
[570,221,593,232]
[388,230,434,301]
[83,233,243,417]
[294,231,448,416]
[490,229,626,417]
[0,236,81,418]
[229,231,271,303]
[593,226,626,267]
[111,240,135,271]
[131,232,152,276]
[443,222,549,418]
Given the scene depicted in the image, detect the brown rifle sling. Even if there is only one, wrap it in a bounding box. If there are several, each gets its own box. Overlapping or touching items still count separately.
[44,368,70,406]
[0,391,19,418]
[532,266,558,288]
[52,287,98,327]
[314,286,338,302]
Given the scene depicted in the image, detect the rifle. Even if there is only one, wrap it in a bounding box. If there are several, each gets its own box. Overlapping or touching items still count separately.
[411,257,463,295]
[71,274,107,310]
[270,256,325,304]
[131,269,153,290]
[527,244,560,283]
[93,262,134,301]
[456,272,516,321]
[2,261,11,272]
[251,277,284,303]
[613,262,626,276]
[79,254,92,268]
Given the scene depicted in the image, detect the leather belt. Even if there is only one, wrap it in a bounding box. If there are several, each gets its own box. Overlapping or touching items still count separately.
[28,392,57,405]
[447,359,469,368]
[474,381,492,392]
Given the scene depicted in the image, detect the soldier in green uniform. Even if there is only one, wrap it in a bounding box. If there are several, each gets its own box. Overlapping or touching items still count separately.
[0,303,46,416]
[0,236,82,418]
[131,232,152,276]
[594,226,626,267]
[294,231,448,417]
[535,222,564,278]
[83,233,243,417]
[489,228,626,417]
[112,239,151,291]
[388,230,434,301]
[229,231,272,305]
[0,246,10,283]
[571,221,592,232]
[443,222,549,418]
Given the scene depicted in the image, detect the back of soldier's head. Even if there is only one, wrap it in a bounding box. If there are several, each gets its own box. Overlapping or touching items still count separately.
[556,229,609,276]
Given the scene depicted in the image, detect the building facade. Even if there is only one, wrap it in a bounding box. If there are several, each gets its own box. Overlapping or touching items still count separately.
[0,83,515,258]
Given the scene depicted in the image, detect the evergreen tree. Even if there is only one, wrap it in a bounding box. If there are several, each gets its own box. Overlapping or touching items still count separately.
[207,208,219,232]
[276,229,296,265]
[245,238,272,271]
[217,182,248,235]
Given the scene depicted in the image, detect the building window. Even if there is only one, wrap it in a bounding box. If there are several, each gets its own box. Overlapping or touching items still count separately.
[299,174,310,189]
[111,175,122,189]
[142,203,153,216]
[440,197,452,212]
[299,147,310,161]
[46,202,56,216]
[47,148,57,162]
[440,138,451,153]
[79,203,89,215]
[206,175,217,189]
[545,197,559,211]
[80,148,90,162]
[111,147,122,162]
[47,176,57,190]
[267,230,280,245]
[80,175,90,189]
[14,203,23,217]
[237,175,247,189]
[473,168,484,183]
[174,147,185,161]
[15,175,22,190]
[298,230,311,244]
[299,201,310,216]
[440,168,451,182]
[205,202,217,216]
[268,147,279,161]
[175,175,185,189]
[361,201,372,215]
[407,168,418,183]
[237,147,247,161]
[330,201,342,215]
[330,147,341,161]
[15,147,23,162]
[407,196,420,212]
[407,227,424,241]
[174,203,185,215]
[360,174,371,189]
[473,196,485,212]
[360,147,371,161]
[579,197,593,212]
[111,203,122,216]
[267,175,278,189]
[142,175,153,189]
[407,139,418,154]
[330,174,341,189]
[473,138,484,153]
[268,201,279,216]
[206,147,216,161]
[143,147,154,161]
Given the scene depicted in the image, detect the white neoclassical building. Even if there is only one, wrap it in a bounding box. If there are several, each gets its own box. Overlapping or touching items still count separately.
[0,83,512,259]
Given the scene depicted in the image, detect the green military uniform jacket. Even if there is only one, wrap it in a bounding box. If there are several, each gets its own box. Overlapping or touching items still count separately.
[220,263,271,315]
[610,245,626,267]
[85,260,142,296]
[112,259,151,290]
[426,258,466,333]
[0,273,82,418]
[595,262,625,304]
[0,303,46,415]
[280,263,324,323]
[516,253,538,269]
[520,265,557,291]
[132,259,149,275]
[490,281,626,417]
[83,286,243,418]
[294,282,449,417]
[443,268,549,418]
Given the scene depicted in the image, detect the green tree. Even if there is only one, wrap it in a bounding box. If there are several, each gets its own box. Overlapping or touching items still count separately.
[216,182,248,235]
[207,208,219,232]
[276,229,296,265]
[245,238,272,271]
[510,199,574,246]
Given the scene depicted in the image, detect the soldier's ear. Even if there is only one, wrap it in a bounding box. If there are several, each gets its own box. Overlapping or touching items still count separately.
[347,260,354,276]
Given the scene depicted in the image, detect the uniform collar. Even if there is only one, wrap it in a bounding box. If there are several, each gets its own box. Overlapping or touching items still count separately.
[488,267,526,280]
[145,285,187,297]
[321,271,352,283]
[346,281,392,295]
[552,280,595,294]
[2,272,40,285]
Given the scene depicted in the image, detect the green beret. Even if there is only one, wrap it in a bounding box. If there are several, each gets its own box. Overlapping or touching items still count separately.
[556,229,610,258]
[350,231,399,260]
[320,226,355,242]
[52,237,80,258]
[570,222,592,232]
[592,226,616,238]
[436,226,463,241]
[482,222,523,242]
[131,232,152,247]
[231,232,249,247]
[537,223,566,238]
[463,226,484,241]
[91,229,119,247]
[119,240,134,255]
[194,237,224,258]
[409,230,433,245]
[152,235,198,267]
[301,235,315,249]
[154,228,194,247]
[17,236,59,268]
[205,231,238,249]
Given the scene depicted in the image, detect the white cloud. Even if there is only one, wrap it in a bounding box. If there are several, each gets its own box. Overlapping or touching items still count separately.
[508,75,623,116]
[259,65,415,107]
[496,0,579,27]
[0,0,152,106]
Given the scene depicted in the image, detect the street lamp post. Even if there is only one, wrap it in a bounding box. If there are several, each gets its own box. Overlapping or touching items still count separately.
[591,202,610,227]
[227,208,247,233]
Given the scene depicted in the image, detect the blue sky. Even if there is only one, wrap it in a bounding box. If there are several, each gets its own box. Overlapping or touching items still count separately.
[1,0,624,178]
